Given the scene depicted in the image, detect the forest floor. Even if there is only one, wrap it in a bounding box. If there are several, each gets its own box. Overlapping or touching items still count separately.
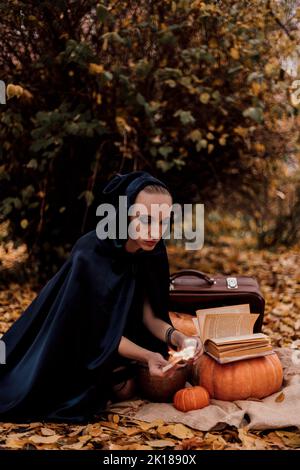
[0,231,299,450]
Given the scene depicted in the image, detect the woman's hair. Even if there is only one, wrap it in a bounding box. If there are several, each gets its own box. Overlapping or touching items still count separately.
[142,184,172,198]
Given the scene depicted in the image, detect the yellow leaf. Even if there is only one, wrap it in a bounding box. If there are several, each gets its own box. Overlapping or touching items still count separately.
[169,424,194,439]
[157,425,173,435]
[208,143,214,153]
[20,219,29,229]
[15,85,24,96]
[115,116,131,133]
[119,426,141,436]
[5,437,26,449]
[146,439,176,448]
[203,433,227,450]
[254,143,265,153]
[275,431,300,448]
[218,134,228,146]
[212,78,224,86]
[251,81,261,95]
[29,434,60,444]
[200,92,210,104]
[89,63,104,75]
[7,84,23,99]
[238,428,267,449]
[112,414,119,424]
[234,126,248,138]
[40,427,56,436]
[136,419,164,431]
[209,38,218,49]
[264,63,276,76]
[99,421,118,429]
[230,47,240,60]
[275,392,285,402]
[110,443,152,450]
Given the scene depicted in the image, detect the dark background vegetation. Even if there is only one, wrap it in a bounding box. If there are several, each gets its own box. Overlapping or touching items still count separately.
[0,0,299,281]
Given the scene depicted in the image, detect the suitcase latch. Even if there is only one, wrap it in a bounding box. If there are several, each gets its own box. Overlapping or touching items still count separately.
[226,277,238,289]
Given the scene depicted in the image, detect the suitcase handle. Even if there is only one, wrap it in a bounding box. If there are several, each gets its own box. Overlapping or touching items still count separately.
[169,269,215,286]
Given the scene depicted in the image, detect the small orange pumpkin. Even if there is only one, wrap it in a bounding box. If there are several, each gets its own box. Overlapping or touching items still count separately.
[173,386,210,412]
[192,352,283,401]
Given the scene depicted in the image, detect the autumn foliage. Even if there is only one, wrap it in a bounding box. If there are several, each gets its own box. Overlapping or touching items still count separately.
[0,0,299,275]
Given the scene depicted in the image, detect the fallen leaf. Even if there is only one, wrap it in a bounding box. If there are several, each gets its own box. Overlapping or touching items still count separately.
[165,424,194,439]
[5,437,27,449]
[275,392,285,402]
[203,433,227,450]
[40,427,57,436]
[146,439,176,448]
[118,426,141,437]
[97,421,119,430]
[238,428,268,450]
[263,432,287,449]
[175,437,205,450]
[68,425,87,437]
[135,419,165,431]
[29,434,60,444]
[109,443,152,450]
[275,431,300,448]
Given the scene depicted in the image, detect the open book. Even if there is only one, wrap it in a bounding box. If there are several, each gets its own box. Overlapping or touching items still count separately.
[169,304,273,364]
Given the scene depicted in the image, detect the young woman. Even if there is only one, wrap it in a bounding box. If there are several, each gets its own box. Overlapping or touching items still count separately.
[0,171,203,423]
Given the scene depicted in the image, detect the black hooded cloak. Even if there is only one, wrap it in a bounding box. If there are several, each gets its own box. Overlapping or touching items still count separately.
[0,171,171,423]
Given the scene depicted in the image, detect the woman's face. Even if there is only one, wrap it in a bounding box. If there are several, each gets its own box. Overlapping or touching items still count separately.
[126,189,173,252]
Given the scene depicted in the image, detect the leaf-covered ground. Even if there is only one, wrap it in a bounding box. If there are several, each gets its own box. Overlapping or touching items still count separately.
[0,236,299,450]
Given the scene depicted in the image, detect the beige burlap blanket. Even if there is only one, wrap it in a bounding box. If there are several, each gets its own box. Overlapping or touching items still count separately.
[108,348,300,431]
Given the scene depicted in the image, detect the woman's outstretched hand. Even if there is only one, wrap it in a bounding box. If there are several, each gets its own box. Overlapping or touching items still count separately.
[147,352,179,378]
[171,331,204,364]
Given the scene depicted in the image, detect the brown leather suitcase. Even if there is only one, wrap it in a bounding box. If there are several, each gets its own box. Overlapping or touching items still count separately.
[168,269,265,333]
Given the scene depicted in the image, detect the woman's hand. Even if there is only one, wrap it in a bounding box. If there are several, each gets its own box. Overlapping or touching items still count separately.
[171,330,204,364]
[147,352,179,378]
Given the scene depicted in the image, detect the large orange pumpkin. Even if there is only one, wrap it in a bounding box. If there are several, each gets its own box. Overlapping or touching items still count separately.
[192,353,283,401]
[173,386,210,412]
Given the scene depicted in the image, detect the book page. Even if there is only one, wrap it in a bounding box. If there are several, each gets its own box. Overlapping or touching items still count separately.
[192,317,201,336]
[206,350,274,364]
[196,303,250,316]
[217,344,273,356]
[196,304,251,341]
[199,313,259,343]
[196,304,250,315]
[208,332,267,345]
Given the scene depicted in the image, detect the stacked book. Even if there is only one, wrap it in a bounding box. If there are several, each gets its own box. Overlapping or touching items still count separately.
[169,304,273,364]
